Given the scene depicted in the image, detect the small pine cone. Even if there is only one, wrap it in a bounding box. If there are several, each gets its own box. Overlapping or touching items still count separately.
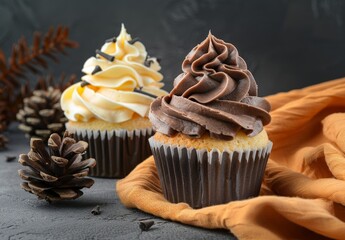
[0,134,8,150]
[18,131,96,202]
[16,87,68,141]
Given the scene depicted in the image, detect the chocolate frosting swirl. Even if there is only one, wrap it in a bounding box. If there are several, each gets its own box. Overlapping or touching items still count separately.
[149,33,271,140]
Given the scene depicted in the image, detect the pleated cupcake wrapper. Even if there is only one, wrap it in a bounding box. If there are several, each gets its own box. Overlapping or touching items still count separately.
[149,137,273,209]
[70,127,153,178]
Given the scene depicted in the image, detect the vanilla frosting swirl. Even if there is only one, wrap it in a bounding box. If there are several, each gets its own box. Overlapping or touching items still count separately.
[61,24,167,123]
[149,33,271,140]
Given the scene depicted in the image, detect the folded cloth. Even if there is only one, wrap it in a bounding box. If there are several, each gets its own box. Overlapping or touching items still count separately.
[117,78,345,240]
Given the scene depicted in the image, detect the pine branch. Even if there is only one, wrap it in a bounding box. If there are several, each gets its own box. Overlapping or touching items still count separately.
[0,86,12,132]
[0,26,79,89]
[34,73,77,92]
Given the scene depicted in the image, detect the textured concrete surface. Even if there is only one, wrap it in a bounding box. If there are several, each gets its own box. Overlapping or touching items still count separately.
[0,126,236,240]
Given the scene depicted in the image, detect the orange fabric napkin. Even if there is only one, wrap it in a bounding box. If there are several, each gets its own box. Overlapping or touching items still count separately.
[117,78,345,240]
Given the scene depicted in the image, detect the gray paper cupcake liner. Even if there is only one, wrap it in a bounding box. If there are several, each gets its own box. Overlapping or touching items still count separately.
[149,137,273,208]
[68,126,153,178]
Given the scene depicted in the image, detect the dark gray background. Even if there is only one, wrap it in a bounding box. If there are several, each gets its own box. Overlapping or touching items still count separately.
[0,0,344,96]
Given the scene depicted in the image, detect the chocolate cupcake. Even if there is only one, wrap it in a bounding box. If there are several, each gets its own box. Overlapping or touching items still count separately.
[61,24,167,178]
[149,32,272,208]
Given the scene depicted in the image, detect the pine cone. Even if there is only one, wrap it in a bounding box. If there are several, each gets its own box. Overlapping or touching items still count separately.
[16,87,67,141]
[18,131,96,202]
[0,134,8,149]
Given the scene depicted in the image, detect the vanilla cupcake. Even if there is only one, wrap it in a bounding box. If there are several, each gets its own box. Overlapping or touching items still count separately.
[149,33,272,208]
[61,24,167,178]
